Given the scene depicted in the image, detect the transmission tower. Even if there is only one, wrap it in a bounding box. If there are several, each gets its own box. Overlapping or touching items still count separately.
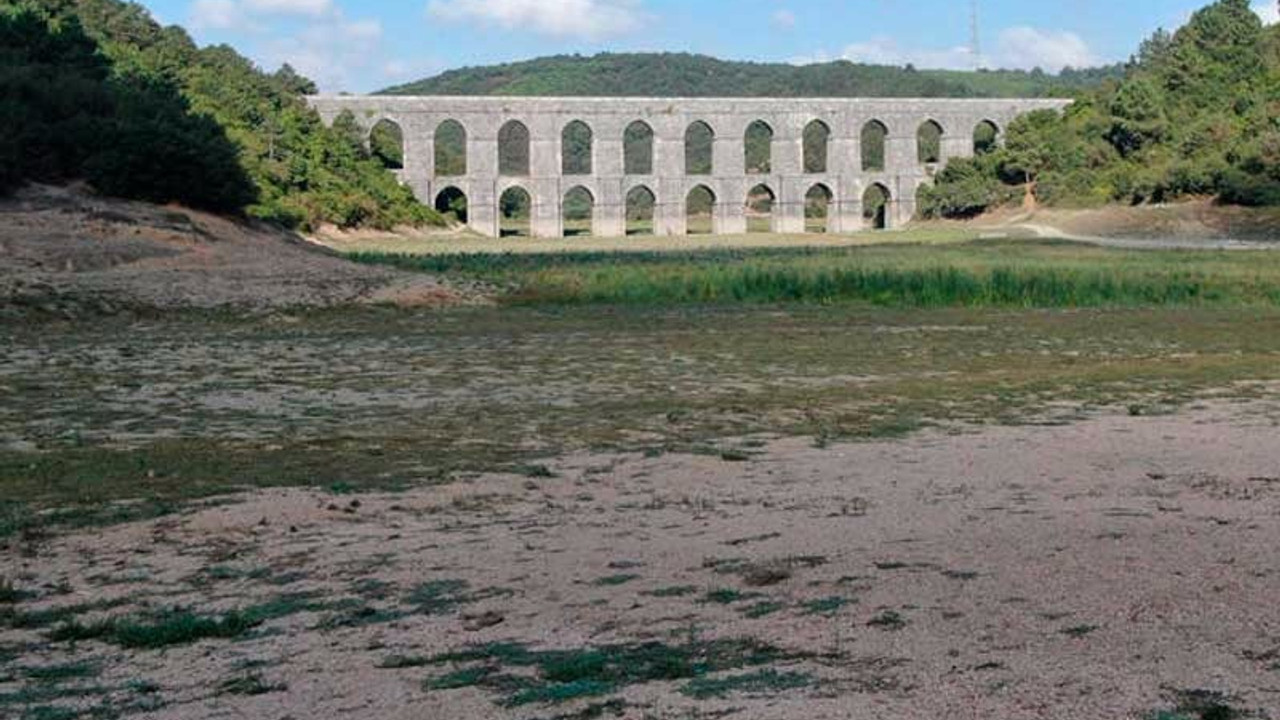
[969,0,982,69]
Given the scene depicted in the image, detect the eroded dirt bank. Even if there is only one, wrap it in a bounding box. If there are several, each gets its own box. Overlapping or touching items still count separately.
[0,185,484,317]
[4,403,1279,720]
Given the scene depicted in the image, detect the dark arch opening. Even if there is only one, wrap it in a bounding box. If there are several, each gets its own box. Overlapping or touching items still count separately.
[806,184,833,233]
[917,120,943,164]
[562,120,593,175]
[861,120,888,172]
[685,121,714,176]
[499,186,531,237]
[745,183,775,233]
[744,120,773,174]
[498,120,530,177]
[804,120,831,174]
[863,183,891,230]
[434,120,466,177]
[563,186,594,237]
[686,184,715,235]
[624,121,654,175]
[434,186,467,224]
[974,120,1000,155]
[370,119,403,170]
[626,185,656,236]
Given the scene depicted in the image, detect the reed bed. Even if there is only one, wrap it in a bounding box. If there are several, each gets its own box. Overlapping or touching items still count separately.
[350,240,1280,308]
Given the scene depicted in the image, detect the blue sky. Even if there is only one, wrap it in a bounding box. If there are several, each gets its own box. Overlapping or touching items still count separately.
[138,0,1280,92]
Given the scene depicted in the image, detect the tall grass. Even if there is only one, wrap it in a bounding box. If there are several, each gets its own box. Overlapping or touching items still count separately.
[349,240,1280,308]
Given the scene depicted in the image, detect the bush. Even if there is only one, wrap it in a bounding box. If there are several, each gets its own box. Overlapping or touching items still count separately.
[917,156,1009,218]
[1219,169,1280,206]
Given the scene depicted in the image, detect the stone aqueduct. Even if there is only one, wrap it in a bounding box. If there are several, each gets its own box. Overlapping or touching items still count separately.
[307,96,1070,237]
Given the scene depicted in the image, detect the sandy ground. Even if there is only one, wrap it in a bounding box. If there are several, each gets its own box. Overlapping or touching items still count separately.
[0,185,484,316]
[5,402,1280,719]
[988,201,1280,249]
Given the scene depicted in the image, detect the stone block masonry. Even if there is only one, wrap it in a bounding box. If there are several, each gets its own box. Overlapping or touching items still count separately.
[307,95,1070,238]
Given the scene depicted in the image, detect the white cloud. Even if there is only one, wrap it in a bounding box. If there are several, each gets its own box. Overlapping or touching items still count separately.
[995,27,1097,71]
[1253,0,1280,24]
[189,0,245,30]
[426,0,648,40]
[189,0,334,30]
[262,16,385,89]
[242,0,335,16]
[794,26,1096,73]
[827,36,975,70]
[771,9,796,30]
[186,0,394,90]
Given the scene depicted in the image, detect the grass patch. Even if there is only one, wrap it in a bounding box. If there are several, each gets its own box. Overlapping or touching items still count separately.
[218,672,286,696]
[47,593,337,649]
[50,608,262,649]
[424,665,498,691]
[592,574,640,587]
[643,585,699,598]
[524,699,628,720]
[868,610,907,631]
[406,580,471,615]
[313,603,407,630]
[803,596,851,615]
[1149,689,1251,720]
[19,661,100,683]
[1061,624,1100,638]
[702,588,760,605]
[2,597,133,630]
[680,668,814,699]
[404,580,510,616]
[0,577,35,604]
[417,637,794,707]
[741,601,785,619]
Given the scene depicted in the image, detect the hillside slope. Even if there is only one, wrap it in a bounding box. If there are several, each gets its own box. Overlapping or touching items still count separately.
[381,52,1120,98]
[0,186,480,318]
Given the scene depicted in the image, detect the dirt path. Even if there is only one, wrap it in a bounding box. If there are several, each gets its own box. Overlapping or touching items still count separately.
[4,402,1280,720]
[1016,222,1280,251]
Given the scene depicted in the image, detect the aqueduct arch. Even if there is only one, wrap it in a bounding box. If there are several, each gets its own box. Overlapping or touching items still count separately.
[308,95,1069,237]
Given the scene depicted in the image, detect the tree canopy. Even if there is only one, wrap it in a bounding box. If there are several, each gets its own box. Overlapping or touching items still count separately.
[921,0,1280,216]
[2,0,439,230]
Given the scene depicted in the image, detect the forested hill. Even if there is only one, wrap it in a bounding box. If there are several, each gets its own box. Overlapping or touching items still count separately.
[2,0,436,230]
[380,53,1122,98]
[921,0,1280,217]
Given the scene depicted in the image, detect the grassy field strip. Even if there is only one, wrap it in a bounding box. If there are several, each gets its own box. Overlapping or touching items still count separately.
[351,238,1280,307]
[319,228,992,256]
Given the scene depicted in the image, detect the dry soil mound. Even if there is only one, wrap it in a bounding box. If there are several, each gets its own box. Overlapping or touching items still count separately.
[0,185,485,318]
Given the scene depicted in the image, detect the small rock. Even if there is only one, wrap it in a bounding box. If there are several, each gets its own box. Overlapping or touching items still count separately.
[462,611,505,632]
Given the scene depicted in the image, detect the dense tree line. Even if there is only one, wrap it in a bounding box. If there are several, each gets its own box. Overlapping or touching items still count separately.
[382,52,1120,99]
[1,0,439,230]
[921,0,1280,217]
[0,5,253,211]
